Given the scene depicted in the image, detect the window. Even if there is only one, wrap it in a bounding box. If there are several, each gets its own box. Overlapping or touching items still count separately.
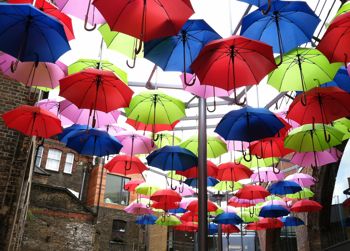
[35,146,44,168]
[111,219,127,243]
[63,153,74,174]
[104,174,130,205]
[45,149,62,171]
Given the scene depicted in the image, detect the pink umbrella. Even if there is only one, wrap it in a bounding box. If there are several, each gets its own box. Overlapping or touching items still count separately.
[223,206,239,213]
[58,99,120,128]
[35,99,73,127]
[251,167,285,183]
[124,202,153,215]
[285,173,316,188]
[228,197,265,207]
[179,197,197,209]
[170,183,195,197]
[0,52,66,89]
[276,111,299,129]
[115,131,155,155]
[262,200,289,209]
[99,124,126,136]
[290,148,342,168]
[226,140,249,152]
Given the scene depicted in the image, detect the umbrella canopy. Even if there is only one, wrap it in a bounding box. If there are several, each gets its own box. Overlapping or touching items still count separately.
[124,180,144,192]
[214,181,243,192]
[2,105,62,138]
[35,99,72,127]
[229,197,264,208]
[135,183,160,196]
[115,132,155,155]
[251,167,285,183]
[217,162,253,182]
[237,155,280,169]
[126,119,180,134]
[238,211,260,223]
[104,155,147,176]
[150,189,182,203]
[208,223,219,235]
[152,201,179,210]
[170,183,195,197]
[136,214,157,225]
[65,128,123,157]
[58,124,91,144]
[213,212,243,225]
[215,107,285,142]
[93,0,194,42]
[180,211,199,222]
[59,68,133,114]
[257,218,284,229]
[269,181,302,195]
[259,205,290,218]
[282,216,305,227]
[177,160,218,179]
[185,177,219,188]
[333,118,350,140]
[290,148,342,168]
[180,135,227,158]
[124,202,153,215]
[285,173,316,188]
[174,221,198,232]
[236,185,270,200]
[241,1,319,54]
[286,188,315,199]
[290,199,322,212]
[186,200,218,212]
[321,67,350,93]
[191,35,276,98]
[99,124,125,136]
[238,0,278,7]
[268,48,341,92]
[0,3,70,63]
[156,215,181,227]
[284,124,344,152]
[249,137,293,158]
[155,133,181,148]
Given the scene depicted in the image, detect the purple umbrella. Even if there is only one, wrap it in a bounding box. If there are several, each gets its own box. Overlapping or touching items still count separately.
[99,124,125,136]
[115,131,156,155]
[58,99,120,128]
[35,99,73,127]
[285,173,316,188]
[290,148,342,168]
[0,52,66,89]
[169,183,195,197]
[124,202,154,215]
[251,167,285,183]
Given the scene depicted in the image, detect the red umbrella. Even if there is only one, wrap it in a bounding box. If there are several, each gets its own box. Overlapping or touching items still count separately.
[186,199,218,212]
[124,179,144,192]
[290,199,322,212]
[104,155,147,175]
[257,218,284,229]
[287,87,350,125]
[343,198,350,208]
[9,0,74,40]
[276,114,293,137]
[245,223,265,231]
[175,221,198,232]
[150,189,182,203]
[222,224,240,234]
[126,118,179,133]
[317,12,350,64]
[191,35,276,102]
[250,137,293,158]
[59,69,133,126]
[152,201,179,210]
[228,197,262,208]
[235,185,270,200]
[2,105,62,138]
[177,160,218,178]
[180,211,199,222]
[217,162,253,182]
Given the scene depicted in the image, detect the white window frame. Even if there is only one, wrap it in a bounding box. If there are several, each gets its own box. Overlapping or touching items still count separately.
[45,149,62,172]
[63,153,74,174]
[35,146,44,168]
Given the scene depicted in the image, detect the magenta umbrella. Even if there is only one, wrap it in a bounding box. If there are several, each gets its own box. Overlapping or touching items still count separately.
[285,173,316,188]
[99,124,125,136]
[251,167,285,183]
[226,140,249,152]
[115,131,156,155]
[58,99,120,128]
[0,52,66,89]
[179,197,197,209]
[170,183,195,197]
[35,99,73,127]
[290,148,342,168]
[124,202,153,215]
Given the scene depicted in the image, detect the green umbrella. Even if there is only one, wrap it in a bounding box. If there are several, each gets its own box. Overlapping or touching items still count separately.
[268,48,341,92]
[213,181,243,192]
[237,155,279,169]
[332,118,350,140]
[155,133,181,148]
[156,215,181,226]
[264,195,282,202]
[237,211,260,223]
[284,124,344,152]
[335,2,350,18]
[167,171,186,181]
[179,135,228,158]
[125,91,186,138]
[135,183,160,196]
[68,59,128,83]
[286,188,314,199]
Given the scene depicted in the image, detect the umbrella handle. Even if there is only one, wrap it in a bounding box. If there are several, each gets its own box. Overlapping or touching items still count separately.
[84,15,96,31]
[234,88,247,106]
[234,158,241,165]
[310,165,320,183]
[255,154,263,160]
[178,184,184,193]
[152,133,160,141]
[126,56,137,69]
[323,128,331,143]
[261,0,272,15]
[344,53,348,68]
[125,160,132,171]
[10,60,19,73]
[272,166,281,174]
[207,96,217,113]
[183,72,196,86]
[170,182,178,191]
[300,93,308,106]
[242,151,252,162]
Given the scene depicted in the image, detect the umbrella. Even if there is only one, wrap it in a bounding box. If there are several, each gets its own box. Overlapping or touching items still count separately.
[0,53,66,89]
[261,200,289,209]
[237,155,280,169]
[104,155,147,176]
[2,105,62,138]
[59,68,133,126]
[35,99,72,127]
[257,218,284,229]
[58,124,91,143]
[135,183,160,196]
[191,35,276,101]
[217,162,253,182]
[259,205,290,218]
[249,137,293,158]
[126,119,180,134]
[228,197,264,208]
[187,200,218,213]
[213,212,243,225]
[150,189,182,203]
[124,180,144,192]
[268,181,302,195]
[237,211,260,223]
[236,185,270,200]
[284,124,344,152]
[152,201,179,210]
[115,132,155,155]
[65,128,123,157]
[145,19,221,84]
[241,1,319,57]
[155,215,181,227]
[285,173,316,188]
[320,67,350,93]
[282,216,304,227]
[208,223,219,235]
[286,188,315,199]
[290,199,322,212]
[174,222,198,232]
[179,135,227,158]
[185,177,219,188]
[58,99,120,128]
[213,181,243,192]
[180,211,199,222]
[251,167,285,183]
[136,214,157,225]
[124,202,153,215]
[177,160,218,179]
[290,148,342,168]
[222,224,240,234]
[170,183,195,197]
[333,118,350,140]
[68,59,128,84]
[154,133,181,148]
[268,48,341,92]
[99,124,125,136]
[55,0,105,30]
[168,208,187,214]
[0,3,70,66]
[238,0,278,8]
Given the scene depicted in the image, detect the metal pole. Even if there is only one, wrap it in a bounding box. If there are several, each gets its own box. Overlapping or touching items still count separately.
[198,97,208,251]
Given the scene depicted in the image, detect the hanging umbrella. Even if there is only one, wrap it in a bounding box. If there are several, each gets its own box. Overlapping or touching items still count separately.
[185,177,219,188]
[286,188,315,199]
[257,218,284,229]
[228,197,264,208]
[154,133,181,148]
[174,221,198,232]
[126,119,180,134]
[333,118,350,140]
[213,181,243,192]
[0,3,70,67]
[99,124,125,136]
[249,137,293,158]
[124,180,144,192]
[261,200,289,209]
[251,167,285,183]
[282,216,305,227]
[65,128,123,157]
[208,223,219,235]
[136,214,157,225]
[124,202,153,215]
[177,160,218,179]
[2,105,62,138]
[238,0,277,8]
[241,1,319,58]
[259,205,290,218]
[180,211,199,222]
[290,199,322,212]
[150,189,182,204]
[236,185,270,200]
[58,124,91,144]
[191,35,276,101]
[320,67,350,93]
[115,132,155,155]
[58,99,120,128]
[68,59,128,84]
[187,200,218,213]
[0,53,66,89]
[237,155,280,169]
[268,181,302,195]
[245,223,265,231]
[290,148,342,168]
[217,162,253,182]
[145,19,221,84]
[135,183,160,196]
[156,215,181,227]
[237,211,260,223]
[104,155,147,176]
[152,201,179,210]
[285,173,316,188]
[170,183,195,197]
[55,0,105,30]
[284,124,344,152]
[168,207,187,214]
[213,212,243,225]
[35,99,72,127]
[180,135,228,158]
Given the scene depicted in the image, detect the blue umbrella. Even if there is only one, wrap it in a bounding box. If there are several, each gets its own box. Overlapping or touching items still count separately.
[58,124,91,144]
[168,208,187,214]
[238,0,279,7]
[144,19,221,85]
[268,181,302,195]
[136,214,157,225]
[185,177,219,188]
[208,223,219,235]
[320,67,350,93]
[65,128,123,157]
[281,216,304,226]
[213,212,243,225]
[0,3,70,69]
[259,205,290,218]
[241,1,320,60]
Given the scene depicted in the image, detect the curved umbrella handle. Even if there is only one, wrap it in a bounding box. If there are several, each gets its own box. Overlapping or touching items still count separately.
[135,38,143,55]
[344,53,348,68]
[242,151,252,162]
[124,160,132,171]
[207,95,216,113]
[323,128,331,143]
[261,0,272,15]
[275,52,284,66]
[178,184,184,193]
[126,56,137,69]
[84,16,96,31]
[10,60,19,73]
[234,88,247,106]
[152,133,160,141]
[300,93,308,106]
[170,182,178,191]
[272,166,281,174]
[183,72,196,86]
[234,158,241,165]
[310,164,320,183]
[255,154,263,160]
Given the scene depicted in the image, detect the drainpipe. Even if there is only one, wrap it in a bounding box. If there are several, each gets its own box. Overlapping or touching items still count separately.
[79,163,87,200]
